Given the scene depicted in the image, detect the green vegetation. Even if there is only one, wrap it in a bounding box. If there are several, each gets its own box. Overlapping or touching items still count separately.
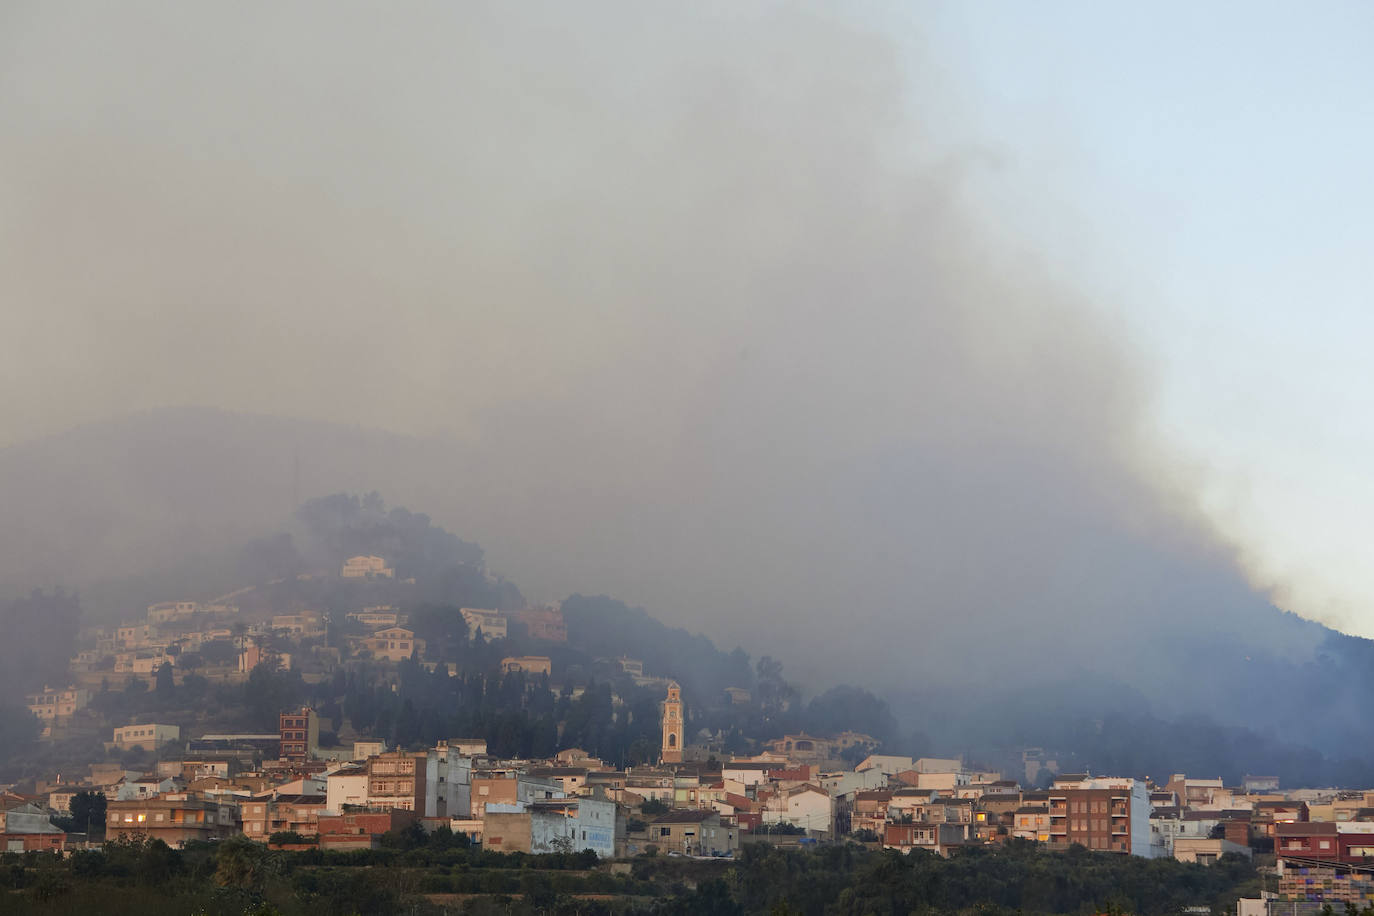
[0,836,1265,916]
[51,791,106,839]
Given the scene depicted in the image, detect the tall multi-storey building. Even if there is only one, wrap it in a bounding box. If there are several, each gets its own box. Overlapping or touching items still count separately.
[424,742,473,819]
[366,752,427,813]
[279,708,318,762]
[1047,775,1155,857]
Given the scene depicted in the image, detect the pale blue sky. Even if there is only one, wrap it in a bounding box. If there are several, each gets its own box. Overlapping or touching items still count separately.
[909,1,1374,634]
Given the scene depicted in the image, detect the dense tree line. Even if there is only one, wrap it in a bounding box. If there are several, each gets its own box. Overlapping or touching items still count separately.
[0,834,1273,915]
[662,840,1262,916]
[328,660,661,764]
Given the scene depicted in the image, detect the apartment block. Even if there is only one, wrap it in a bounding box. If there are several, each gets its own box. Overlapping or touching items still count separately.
[1048,775,1155,857]
[367,752,428,813]
[279,708,319,762]
[106,796,239,846]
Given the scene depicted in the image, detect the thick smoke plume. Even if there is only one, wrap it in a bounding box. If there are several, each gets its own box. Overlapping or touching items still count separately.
[0,3,1327,725]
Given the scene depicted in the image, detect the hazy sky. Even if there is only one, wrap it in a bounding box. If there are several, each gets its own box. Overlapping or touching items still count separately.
[913,2,1374,636]
[3,1,1372,651]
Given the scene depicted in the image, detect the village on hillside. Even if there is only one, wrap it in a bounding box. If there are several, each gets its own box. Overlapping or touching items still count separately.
[5,552,1374,912]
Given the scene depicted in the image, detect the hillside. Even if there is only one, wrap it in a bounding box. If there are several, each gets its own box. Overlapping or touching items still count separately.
[1,407,1372,776]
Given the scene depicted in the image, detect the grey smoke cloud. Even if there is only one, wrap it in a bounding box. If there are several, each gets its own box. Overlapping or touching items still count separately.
[0,3,1292,695]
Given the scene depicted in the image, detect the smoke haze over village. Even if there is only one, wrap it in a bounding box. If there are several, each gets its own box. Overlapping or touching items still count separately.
[1,2,1370,713]
[8,8,1374,911]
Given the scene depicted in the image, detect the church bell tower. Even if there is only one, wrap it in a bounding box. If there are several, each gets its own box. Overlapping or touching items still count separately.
[660,681,683,764]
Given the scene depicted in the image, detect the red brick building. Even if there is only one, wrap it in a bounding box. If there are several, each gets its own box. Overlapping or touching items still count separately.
[1046,776,1151,856]
[278,708,318,763]
[1276,823,1374,865]
[0,801,66,853]
[317,809,419,851]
